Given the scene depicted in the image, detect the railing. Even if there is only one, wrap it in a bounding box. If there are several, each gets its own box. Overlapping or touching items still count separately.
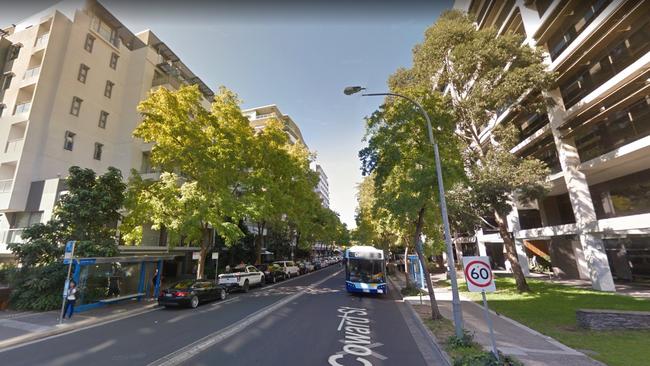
[34,33,49,48]
[0,179,13,193]
[23,66,41,80]
[255,113,278,120]
[14,102,31,115]
[5,138,24,154]
[151,74,183,90]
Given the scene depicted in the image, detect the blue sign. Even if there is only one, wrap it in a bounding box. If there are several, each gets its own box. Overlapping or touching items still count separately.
[65,241,75,253]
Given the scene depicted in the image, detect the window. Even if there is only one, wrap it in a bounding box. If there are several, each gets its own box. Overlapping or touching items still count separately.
[0,104,5,117]
[93,142,103,160]
[535,0,553,17]
[77,64,89,83]
[70,97,82,116]
[63,131,75,151]
[98,110,108,128]
[84,34,95,52]
[1,73,13,90]
[90,16,119,47]
[109,52,119,70]
[8,44,21,60]
[104,80,114,98]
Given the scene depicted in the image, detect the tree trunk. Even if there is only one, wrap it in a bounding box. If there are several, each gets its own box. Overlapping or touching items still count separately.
[254,221,265,265]
[404,246,411,287]
[414,207,442,320]
[196,226,212,280]
[494,210,530,292]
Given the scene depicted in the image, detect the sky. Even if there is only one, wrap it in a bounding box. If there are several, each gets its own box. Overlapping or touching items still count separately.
[0,0,452,228]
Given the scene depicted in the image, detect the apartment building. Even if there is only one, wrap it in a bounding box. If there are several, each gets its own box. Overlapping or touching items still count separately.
[314,163,330,208]
[453,0,650,291]
[0,0,213,260]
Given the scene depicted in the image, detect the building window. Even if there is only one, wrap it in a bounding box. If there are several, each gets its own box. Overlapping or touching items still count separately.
[63,131,75,151]
[98,110,108,128]
[93,143,103,160]
[8,44,21,60]
[109,52,119,70]
[77,64,89,83]
[70,97,83,116]
[535,0,553,17]
[0,104,5,117]
[84,34,95,53]
[104,80,114,98]
[1,73,13,90]
[90,16,119,47]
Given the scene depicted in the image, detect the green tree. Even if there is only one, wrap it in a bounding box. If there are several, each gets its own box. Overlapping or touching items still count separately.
[359,87,463,319]
[121,86,253,279]
[404,10,555,292]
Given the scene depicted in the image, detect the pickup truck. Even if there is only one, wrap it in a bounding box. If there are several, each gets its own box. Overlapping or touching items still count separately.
[218,264,265,292]
[273,261,300,278]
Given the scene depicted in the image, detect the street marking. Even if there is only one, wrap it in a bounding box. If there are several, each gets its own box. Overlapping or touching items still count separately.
[147,269,342,366]
[0,319,53,333]
[329,306,387,365]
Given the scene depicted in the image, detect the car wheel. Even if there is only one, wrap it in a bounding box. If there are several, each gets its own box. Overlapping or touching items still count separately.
[190,296,199,308]
[243,280,250,293]
[219,288,226,301]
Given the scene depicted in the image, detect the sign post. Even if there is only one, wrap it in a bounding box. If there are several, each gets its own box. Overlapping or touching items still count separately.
[462,256,499,361]
[212,252,219,281]
[59,241,76,324]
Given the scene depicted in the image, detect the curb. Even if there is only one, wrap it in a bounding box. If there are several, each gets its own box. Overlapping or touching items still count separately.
[0,303,159,351]
[388,275,453,366]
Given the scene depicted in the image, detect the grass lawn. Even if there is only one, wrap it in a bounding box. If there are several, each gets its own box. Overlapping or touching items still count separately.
[458,277,650,366]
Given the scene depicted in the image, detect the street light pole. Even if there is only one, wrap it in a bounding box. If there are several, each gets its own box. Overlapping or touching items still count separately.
[345,86,464,337]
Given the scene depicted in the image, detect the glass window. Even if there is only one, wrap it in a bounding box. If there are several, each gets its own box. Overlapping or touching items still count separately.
[1,73,13,90]
[591,168,650,219]
[109,52,119,70]
[84,34,95,52]
[93,143,103,160]
[70,97,82,116]
[104,80,114,98]
[98,110,108,128]
[535,0,553,17]
[63,131,75,151]
[8,44,21,60]
[78,64,89,83]
[171,280,195,289]
[0,104,5,117]
[346,259,385,284]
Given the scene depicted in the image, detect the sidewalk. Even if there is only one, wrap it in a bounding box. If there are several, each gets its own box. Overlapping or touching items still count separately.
[0,299,158,350]
[390,272,604,366]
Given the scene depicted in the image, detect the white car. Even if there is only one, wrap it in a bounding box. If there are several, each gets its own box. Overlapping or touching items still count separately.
[273,261,300,278]
[218,264,265,292]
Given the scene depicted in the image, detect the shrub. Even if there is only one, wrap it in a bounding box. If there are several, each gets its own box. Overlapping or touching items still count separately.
[10,264,66,311]
[401,285,426,296]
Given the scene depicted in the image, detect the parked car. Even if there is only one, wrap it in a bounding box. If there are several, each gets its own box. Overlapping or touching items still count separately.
[312,260,322,270]
[218,264,265,292]
[256,263,286,283]
[158,279,227,309]
[303,261,315,273]
[273,261,300,278]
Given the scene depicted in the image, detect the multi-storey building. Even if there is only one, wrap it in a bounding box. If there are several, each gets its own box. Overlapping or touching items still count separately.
[0,0,213,261]
[243,105,307,146]
[453,0,650,291]
[313,163,330,208]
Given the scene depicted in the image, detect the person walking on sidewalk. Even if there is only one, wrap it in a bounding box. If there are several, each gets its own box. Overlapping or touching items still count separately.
[63,280,77,319]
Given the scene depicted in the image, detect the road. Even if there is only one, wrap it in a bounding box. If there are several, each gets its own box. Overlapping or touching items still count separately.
[0,265,446,365]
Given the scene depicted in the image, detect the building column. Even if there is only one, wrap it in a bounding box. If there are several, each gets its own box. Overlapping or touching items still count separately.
[547,89,615,291]
[507,203,530,276]
[476,229,487,256]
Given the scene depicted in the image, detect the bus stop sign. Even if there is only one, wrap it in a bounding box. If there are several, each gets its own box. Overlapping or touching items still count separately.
[462,256,496,292]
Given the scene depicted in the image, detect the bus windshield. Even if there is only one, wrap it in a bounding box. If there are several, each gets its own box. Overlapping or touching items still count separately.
[347,258,385,284]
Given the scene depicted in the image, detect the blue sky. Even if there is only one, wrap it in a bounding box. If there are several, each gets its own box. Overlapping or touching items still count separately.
[1,1,452,228]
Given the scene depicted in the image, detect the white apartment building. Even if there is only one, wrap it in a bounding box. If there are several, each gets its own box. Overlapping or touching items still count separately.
[314,163,330,208]
[453,0,650,291]
[0,0,214,260]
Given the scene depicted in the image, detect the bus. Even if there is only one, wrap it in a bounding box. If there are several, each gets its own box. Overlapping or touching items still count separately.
[344,246,387,295]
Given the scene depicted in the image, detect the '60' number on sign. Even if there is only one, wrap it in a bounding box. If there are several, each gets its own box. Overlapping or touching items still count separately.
[470,266,490,281]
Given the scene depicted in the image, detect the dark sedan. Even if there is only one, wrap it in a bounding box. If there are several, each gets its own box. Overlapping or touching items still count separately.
[158,279,227,308]
[256,264,286,284]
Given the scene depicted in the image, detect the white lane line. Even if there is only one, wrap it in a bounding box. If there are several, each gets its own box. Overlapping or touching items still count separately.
[148,269,343,366]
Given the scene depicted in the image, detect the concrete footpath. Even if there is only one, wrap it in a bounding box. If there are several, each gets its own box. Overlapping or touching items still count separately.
[0,299,158,350]
[391,272,605,366]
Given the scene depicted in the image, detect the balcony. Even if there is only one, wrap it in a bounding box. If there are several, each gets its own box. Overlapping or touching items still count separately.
[255,113,278,120]
[4,138,23,154]
[34,33,49,49]
[0,228,26,245]
[151,74,183,91]
[23,66,41,80]
[13,102,31,115]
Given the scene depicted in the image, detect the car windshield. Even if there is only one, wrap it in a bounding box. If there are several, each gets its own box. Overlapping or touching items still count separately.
[347,259,385,284]
[170,280,195,289]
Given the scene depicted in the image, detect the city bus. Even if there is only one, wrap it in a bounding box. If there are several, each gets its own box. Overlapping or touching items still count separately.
[344,246,387,295]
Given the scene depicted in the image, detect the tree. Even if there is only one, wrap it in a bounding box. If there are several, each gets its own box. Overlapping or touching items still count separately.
[404,10,555,292]
[359,87,463,319]
[122,86,254,279]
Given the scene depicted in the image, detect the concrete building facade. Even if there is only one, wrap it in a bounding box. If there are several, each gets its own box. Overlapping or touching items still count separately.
[453,0,650,290]
[0,0,213,260]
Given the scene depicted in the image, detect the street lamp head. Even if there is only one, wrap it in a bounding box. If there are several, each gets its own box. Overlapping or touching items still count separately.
[343,86,366,95]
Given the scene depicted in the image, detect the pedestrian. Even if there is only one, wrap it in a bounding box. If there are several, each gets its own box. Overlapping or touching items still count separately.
[63,280,77,319]
[151,268,160,298]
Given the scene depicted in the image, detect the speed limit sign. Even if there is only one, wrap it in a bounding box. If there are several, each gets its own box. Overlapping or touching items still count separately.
[462,256,496,292]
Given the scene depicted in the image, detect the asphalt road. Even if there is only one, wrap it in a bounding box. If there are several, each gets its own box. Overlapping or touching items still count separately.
[0,265,446,365]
